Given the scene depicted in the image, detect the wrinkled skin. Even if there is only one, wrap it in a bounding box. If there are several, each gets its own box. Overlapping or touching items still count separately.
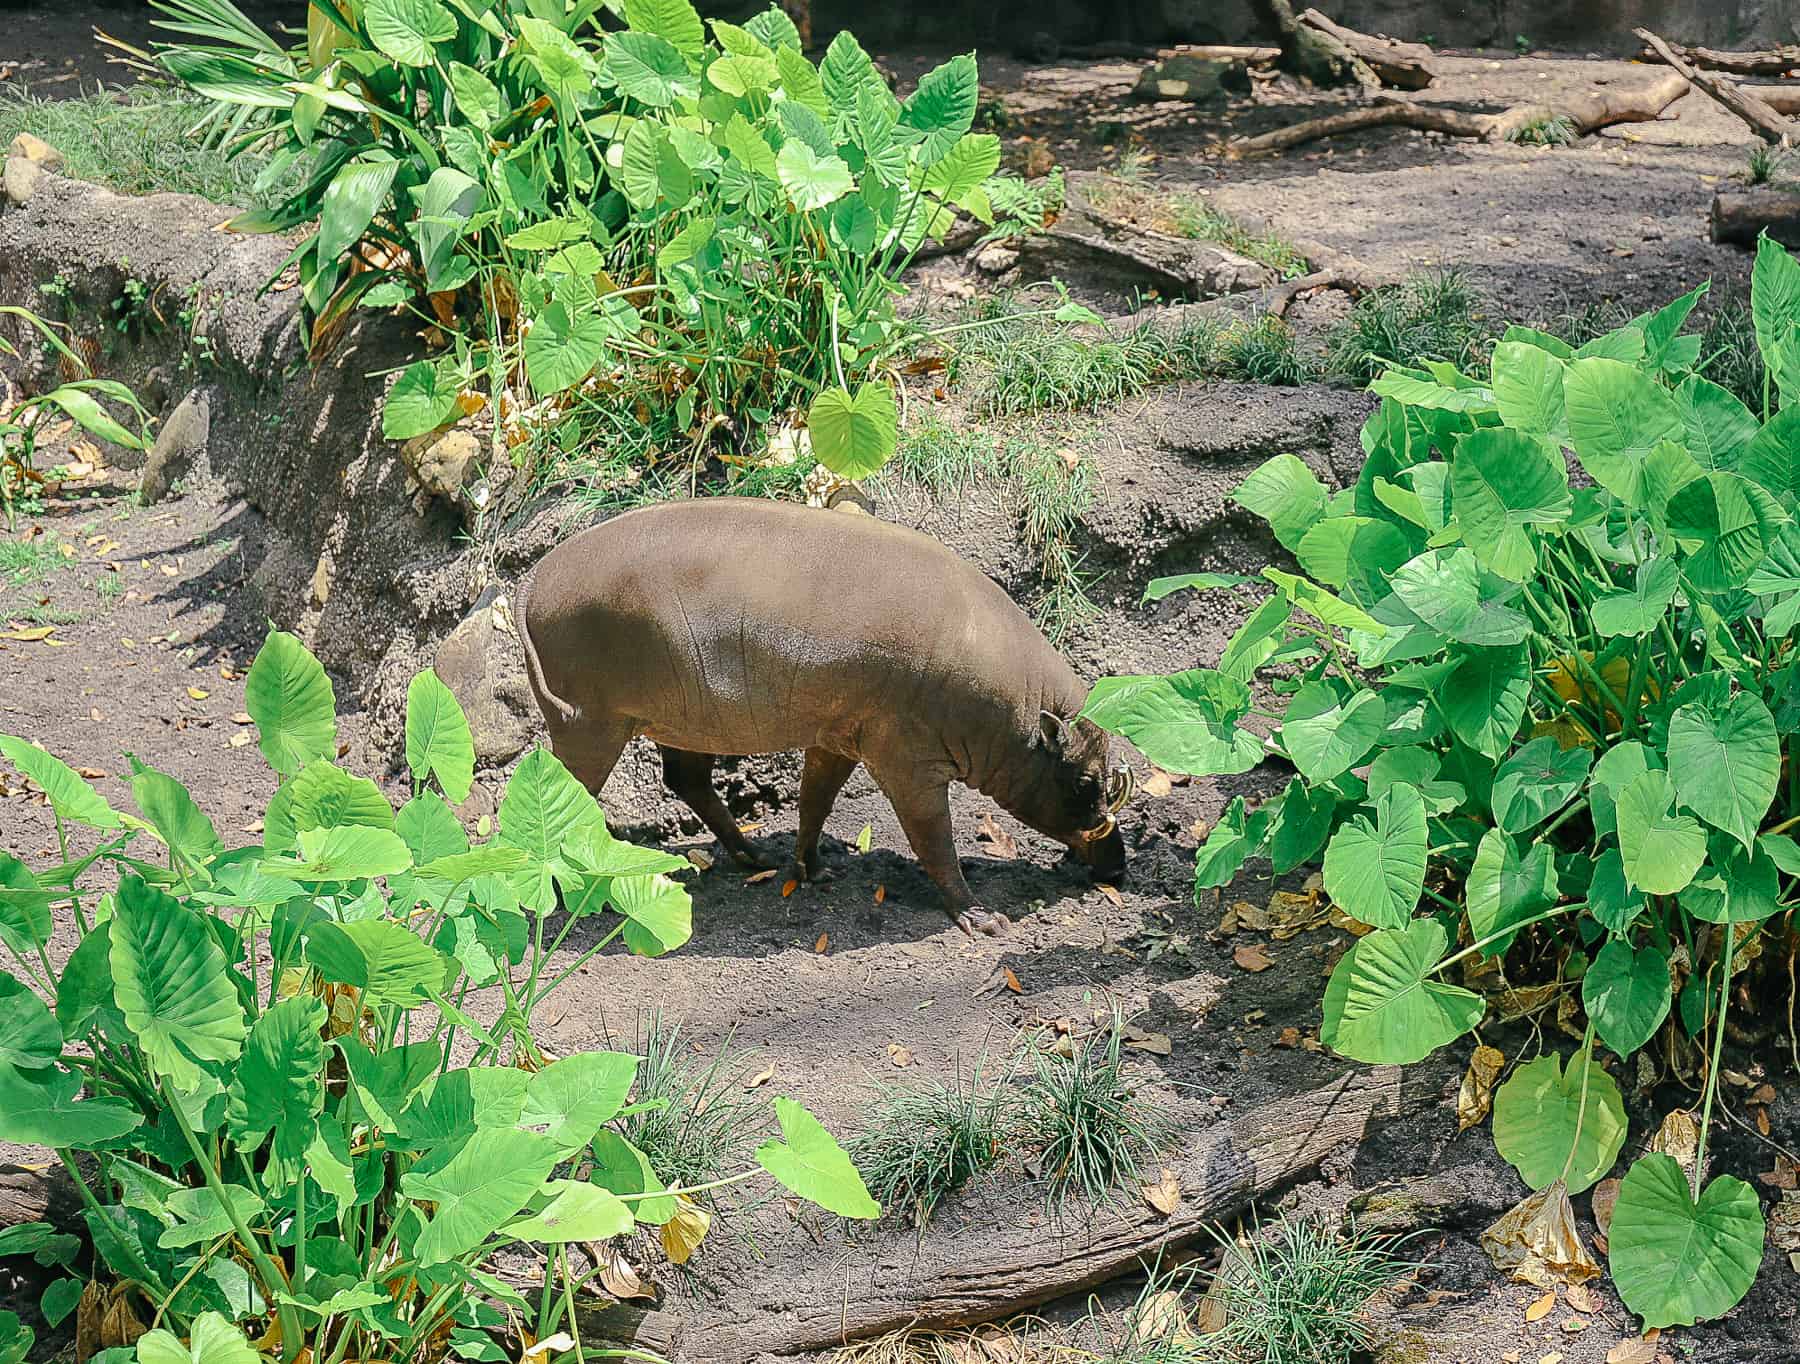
[519,499,1129,935]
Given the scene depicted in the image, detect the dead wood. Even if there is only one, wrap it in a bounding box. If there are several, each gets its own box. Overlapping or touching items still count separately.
[1710,188,1800,247]
[575,1067,1413,1360]
[1746,85,1800,117]
[1638,39,1800,78]
[1250,0,1377,89]
[1230,72,1691,158]
[0,1157,88,1232]
[1165,44,1281,66]
[1297,9,1437,90]
[1635,29,1798,144]
[1014,176,1276,299]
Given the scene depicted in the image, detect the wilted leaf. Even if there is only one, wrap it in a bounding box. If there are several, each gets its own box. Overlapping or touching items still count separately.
[886,1042,913,1068]
[1480,1181,1603,1288]
[685,848,714,871]
[1122,1025,1172,1055]
[1591,1177,1621,1235]
[1142,1168,1181,1217]
[1606,1339,1659,1364]
[745,1064,775,1090]
[1002,966,1022,994]
[596,1246,655,1301]
[1458,1044,1506,1131]
[813,932,828,953]
[976,812,1018,859]
[659,1195,710,1265]
[746,868,779,884]
[1233,943,1273,972]
[1525,1291,1556,1322]
[1648,1108,1700,1181]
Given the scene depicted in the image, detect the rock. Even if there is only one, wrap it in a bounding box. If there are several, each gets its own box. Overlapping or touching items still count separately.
[138,387,213,504]
[310,554,333,609]
[1131,56,1231,104]
[973,241,1020,275]
[1347,1162,1519,1236]
[433,599,536,766]
[7,133,64,171]
[401,427,482,501]
[3,157,44,209]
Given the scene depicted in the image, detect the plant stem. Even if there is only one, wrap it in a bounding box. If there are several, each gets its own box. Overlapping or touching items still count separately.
[1694,924,1737,1200]
[1433,901,1585,976]
[1558,1019,1597,1186]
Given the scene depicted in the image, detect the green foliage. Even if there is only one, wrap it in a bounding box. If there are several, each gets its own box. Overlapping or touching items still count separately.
[1323,269,1490,384]
[0,305,152,525]
[614,1010,761,1196]
[0,629,876,1364]
[160,2,1010,483]
[1018,1013,1164,1210]
[1081,247,1800,1326]
[850,1057,1011,1226]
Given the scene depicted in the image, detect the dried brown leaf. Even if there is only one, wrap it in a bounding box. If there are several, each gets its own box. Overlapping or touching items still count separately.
[1141,768,1174,798]
[1122,1025,1172,1056]
[1096,882,1123,907]
[1605,1339,1659,1364]
[1141,1168,1181,1217]
[887,1042,914,1068]
[1003,966,1022,994]
[1481,1182,1603,1289]
[1649,1109,1700,1181]
[1458,1044,1506,1132]
[745,868,779,884]
[659,1195,710,1265]
[1233,942,1273,972]
[685,848,714,871]
[813,932,829,954]
[781,878,799,898]
[1525,1290,1557,1322]
[595,1246,655,1301]
[976,812,1018,859]
[745,1064,775,1090]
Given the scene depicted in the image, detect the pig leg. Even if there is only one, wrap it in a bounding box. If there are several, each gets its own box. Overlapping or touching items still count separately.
[659,747,771,869]
[789,748,857,884]
[547,716,633,799]
[873,767,1011,937]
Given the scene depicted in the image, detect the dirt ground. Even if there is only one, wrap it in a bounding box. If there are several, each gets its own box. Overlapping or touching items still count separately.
[4,26,1800,1364]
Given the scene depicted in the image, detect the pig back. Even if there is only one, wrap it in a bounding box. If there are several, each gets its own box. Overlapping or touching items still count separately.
[521,498,1085,763]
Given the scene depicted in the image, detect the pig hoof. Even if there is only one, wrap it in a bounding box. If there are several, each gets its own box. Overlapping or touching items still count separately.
[955,907,1011,937]
[731,847,774,871]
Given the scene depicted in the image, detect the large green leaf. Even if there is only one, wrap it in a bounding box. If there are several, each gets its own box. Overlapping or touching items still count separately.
[519,1052,640,1155]
[1079,670,1261,777]
[0,972,59,1069]
[1591,558,1680,638]
[130,758,223,871]
[900,53,978,164]
[1388,549,1529,646]
[1563,356,1683,507]
[1665,471,1782,592]
[109,875,244,1090]
[1617,771,1708,895]
[275,825,412,882]
[0,1062,140,1147]
[1609,1155,1763,1328]
[400,1128,561,1265]
[1667,691,1779,850]
[317,156,400,262]
[1491,736,1591,834]
[503,1179,633,1243]
[497,748,607,912]
[306,919,449,1005]
[1492,1052,1626,1195]
[0,855,52,956]
[1268,779,1336,875]
[244,631,336,777]
[1295,517,1411,607]
[604,31,694,108]
[134,1310,262,1364]
[1319,919,1484,1065]
[1280,683,1383,784]
[1450,428,1570,580]
[624,0,704,55]
[1489,339,1566,436]
[1674,375,1759,471]
[611,873,693,957]
[225,995,325,1171]
[618,120,692,213]
[590,1131,675,1224]
[405,670,476,803]
[1588,848,1646,936]
[1219,594,1292,683]
[777,140,854,212]
[265,761,394,856]
[1262,568,1385,635]
[820,31,888,117]
[1682,835,1782,925]
[525,301,608,396]
[755,1097,880,1218]
[363,0,456,67]
[1753,234,1800,392]
[807,382,896,477]
[1465,829,1558,954]
[383,359,458,441]
[1232,454,1327,552]
[1583,940,1671,1057]
[1321,784,1426,930]
[1190,797,1267,891]
[1438,646,1530,759]
[0,735,120,829]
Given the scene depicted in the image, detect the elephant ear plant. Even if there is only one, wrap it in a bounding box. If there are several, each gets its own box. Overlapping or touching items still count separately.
[1084,239,1800,1330]
[154,0,1018,480]
[0,630,877,1364]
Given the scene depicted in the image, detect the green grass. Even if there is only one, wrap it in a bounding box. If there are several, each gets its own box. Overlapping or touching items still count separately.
[5,601,83,626]
[850,1059,1013,1226]
[0,85,296,207]
[612,1011,761,1197]
[1745,143,1789,186]
[1321,269,1491,384]
[884,417,1003,499]
[1084,174,1309,279]
[1192,1216,1409,1364]
[1505,113,1577,146]
[0,537,63,585]
[1019,1012,1164,1211]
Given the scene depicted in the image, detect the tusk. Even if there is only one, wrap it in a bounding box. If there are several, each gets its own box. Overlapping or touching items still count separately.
[1081,814,1117,841]
[1106,763,1136,813]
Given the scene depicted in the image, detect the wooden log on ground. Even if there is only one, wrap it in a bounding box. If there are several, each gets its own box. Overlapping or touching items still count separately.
[1298,8,1438,90]
[576,1067,1414,1360]
[1635,28,1799,144]
[1638,40,1800,77]
[1230,72,1691,158]
[0,1156,87,1232]
[1746,84,1800,117]
[1014,177,1277,299]
[1165,44,1281,66]
[1710,188,1800,247]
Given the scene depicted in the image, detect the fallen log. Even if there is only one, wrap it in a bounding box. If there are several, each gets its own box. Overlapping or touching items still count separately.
[1710,188,1800,247]
[1014,176,1276,299]
[577,1066,1416,1360]
[1251,0,1377,89]
[1298,8,1438,90]
[0,1156,88,1232]
[1638,39,1800,78]
[1230,71,1691,158]
[1746,84,1800,117]
[1635,28,1799,144]
[1165,44,1281,66]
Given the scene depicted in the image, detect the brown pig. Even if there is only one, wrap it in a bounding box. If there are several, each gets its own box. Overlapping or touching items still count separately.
[518,499,1131,935]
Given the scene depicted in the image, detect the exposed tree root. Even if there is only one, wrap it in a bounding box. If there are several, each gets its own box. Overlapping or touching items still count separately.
[1636,29,1799,144]
[1229,71,1691,158]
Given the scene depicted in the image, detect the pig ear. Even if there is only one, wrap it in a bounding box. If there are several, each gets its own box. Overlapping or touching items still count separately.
[1038,710,1069,752]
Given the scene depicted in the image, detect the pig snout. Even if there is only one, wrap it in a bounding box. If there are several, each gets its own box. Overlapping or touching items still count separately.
[1071,821,1128,882]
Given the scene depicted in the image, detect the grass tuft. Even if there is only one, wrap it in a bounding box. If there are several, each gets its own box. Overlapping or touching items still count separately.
[886,417,1003,499]
[1745,143,1789,186]
[1505,113,1577,146]
[0,537,63,585]
[851,1059,1013,1226]
[1019,1011,1164,1210]
[1322,269,1491,383]
[1085,174,1309,279]
[0,85,297,207]
[612,1010,761,1196]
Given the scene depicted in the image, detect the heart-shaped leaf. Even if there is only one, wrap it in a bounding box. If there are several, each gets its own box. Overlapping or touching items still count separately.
[755,1097,879,1218]
[244,630,337,777]
[1667,691,1780,851]
[406,670,476,803]
[1583,940,1671,1057]
[109,875,244,1091]
[400,1128,560,1265]
[1320,919,1484,1065]
[0,735,120,829]
[1450,427,1570,580]
[1080,670,1262,777]
[1321,783,1426,930]
[1492,1052,1627,1195]
[1280,683,1383,784]
[1617,771,1708,895]
[1609,1154,1763,1328]
[807,382,896,478]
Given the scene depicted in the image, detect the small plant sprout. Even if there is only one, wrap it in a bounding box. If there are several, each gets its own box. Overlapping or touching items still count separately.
[1020,1008,1166,1210]
[615,1010,764,1199]
[1745,142,1788,185]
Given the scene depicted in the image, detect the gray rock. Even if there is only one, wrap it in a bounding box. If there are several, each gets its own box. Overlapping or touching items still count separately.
[3,157,44,209]
[138,387,213,504]
[402,428,482,502]
[1131,56,1231,104]
[433,600,536,767]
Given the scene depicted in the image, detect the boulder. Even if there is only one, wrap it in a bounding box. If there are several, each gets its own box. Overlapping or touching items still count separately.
[3,157,44,209]
[138,387,213,503]
[433,598,536,766]
[401,427,482,501]
[7,133,64,171]
[1131,56,1233,104]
